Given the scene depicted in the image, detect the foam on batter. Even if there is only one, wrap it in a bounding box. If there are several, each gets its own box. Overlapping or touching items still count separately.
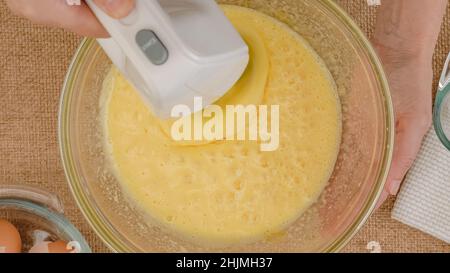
[101,5,342,245]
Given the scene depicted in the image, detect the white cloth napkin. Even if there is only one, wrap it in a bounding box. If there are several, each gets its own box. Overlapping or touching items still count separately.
[392,126,450,244]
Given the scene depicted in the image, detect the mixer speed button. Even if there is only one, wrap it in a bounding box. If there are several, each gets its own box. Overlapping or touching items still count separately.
[136,30,169,65]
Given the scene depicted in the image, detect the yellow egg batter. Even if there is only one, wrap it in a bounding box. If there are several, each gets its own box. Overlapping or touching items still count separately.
[101,5,342,245]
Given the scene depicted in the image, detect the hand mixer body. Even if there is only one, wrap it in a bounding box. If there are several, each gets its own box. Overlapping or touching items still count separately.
[87,0,249,118]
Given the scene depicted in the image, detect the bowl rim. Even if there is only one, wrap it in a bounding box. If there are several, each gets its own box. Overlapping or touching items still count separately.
[319,0,394,252]
[58,0,394,253]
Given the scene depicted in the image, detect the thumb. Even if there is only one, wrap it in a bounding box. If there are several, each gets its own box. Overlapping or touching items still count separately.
[92,0,135,19]
[386,117,430,196]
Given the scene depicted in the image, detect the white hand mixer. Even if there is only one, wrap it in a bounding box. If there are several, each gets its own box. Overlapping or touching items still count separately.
[86,0,249,119]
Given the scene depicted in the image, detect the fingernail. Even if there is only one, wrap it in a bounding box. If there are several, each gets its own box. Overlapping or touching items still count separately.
[103,0,134,19]
[388,179,402,195]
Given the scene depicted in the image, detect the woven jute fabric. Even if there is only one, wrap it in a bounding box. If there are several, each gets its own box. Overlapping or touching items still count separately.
[0,0,449,253]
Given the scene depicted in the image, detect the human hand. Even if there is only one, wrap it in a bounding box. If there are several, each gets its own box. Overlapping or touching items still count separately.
[6,0,135,38]
[372,0,447,208]
[373,42,434,208]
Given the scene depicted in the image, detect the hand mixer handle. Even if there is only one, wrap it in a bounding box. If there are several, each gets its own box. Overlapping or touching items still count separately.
[85,0,249,119]
[85,0,189,117]
[86,0,173,71]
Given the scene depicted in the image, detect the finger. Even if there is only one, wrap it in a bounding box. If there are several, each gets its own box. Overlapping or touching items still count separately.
[385,117,430,196]
[92,0,135,19]
[58,1,109,37]
[375,189,389,210]
[7,0,109,38]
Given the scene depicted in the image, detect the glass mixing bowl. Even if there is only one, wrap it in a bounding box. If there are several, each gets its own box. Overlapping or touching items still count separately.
[59,0,393,252]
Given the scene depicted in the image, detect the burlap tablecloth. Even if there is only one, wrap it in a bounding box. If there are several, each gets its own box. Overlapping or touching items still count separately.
[1,0,449,253]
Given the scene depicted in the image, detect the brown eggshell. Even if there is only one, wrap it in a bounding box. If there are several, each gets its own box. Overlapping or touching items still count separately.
[0,219,22,253]
[48,240,73,253]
